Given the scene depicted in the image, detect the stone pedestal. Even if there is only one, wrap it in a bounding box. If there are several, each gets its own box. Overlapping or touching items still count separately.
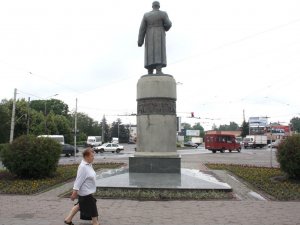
[129,74,180,173]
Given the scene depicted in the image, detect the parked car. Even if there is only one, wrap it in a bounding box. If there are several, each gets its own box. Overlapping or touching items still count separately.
[184,141,198,148]
[268,139,282,148]
[62,144,79,157]
[93,143,124,153]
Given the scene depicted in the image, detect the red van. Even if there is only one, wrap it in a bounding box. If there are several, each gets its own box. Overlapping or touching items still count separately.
[205,134,241,153]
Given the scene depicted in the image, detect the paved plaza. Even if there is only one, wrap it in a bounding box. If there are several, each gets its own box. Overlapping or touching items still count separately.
[1,147,300,225]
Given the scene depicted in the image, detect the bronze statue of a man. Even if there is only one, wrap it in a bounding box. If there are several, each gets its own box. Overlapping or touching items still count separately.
[138,1,172,74]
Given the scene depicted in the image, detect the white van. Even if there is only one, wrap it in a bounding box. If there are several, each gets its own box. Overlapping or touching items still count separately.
[37,135,65,145]
[112,137,119,144]
[87,136,102,147]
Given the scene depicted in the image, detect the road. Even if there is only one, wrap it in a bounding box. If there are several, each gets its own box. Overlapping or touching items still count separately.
[0,144,277,168]
[58,144,279,168]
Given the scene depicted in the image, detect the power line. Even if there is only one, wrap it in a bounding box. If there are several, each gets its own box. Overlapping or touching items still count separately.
[169,18,300,65]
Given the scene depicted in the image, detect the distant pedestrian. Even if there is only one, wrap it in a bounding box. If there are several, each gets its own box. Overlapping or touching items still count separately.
[64,148,100,225]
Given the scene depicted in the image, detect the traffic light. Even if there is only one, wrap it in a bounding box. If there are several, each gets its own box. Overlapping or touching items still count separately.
[191,112,194,118]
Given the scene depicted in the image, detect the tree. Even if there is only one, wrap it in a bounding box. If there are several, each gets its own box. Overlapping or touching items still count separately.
[101,116,110,142]
[30,99,69,116]
[219,122,239,131]
[211,123,218,131]
[11,99,30,138]
[0,97,103,145]
[290,117,300,133]
[71,112,102,142]
[240,120,249,137]
[110,119,130,143]
[0,100,11,143]
[181,122,192,130]
[214,122,240,131]
[53,114,72,143]
[192,122,205,138]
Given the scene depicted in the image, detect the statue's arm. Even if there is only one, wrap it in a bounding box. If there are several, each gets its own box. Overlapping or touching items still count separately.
[138,16,147,47]
[163,12,172,31]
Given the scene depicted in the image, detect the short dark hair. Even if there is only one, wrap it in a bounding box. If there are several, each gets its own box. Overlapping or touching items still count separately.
[83,148,94,158]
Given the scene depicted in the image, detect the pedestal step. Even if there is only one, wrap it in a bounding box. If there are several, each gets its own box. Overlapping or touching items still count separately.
[129,156,181,173]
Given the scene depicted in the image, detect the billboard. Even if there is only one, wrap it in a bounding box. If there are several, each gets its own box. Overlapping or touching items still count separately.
[271,125,290,134]
[186,130,200,136]
[249,117,268,127]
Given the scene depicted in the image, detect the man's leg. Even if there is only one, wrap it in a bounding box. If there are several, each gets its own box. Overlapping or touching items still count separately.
[148,68,154,74]
[156,65,163,74]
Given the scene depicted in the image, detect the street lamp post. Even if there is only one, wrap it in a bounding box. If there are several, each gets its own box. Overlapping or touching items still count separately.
[9,88,17,143]
[118,121,120,141]
[44,94,58,134]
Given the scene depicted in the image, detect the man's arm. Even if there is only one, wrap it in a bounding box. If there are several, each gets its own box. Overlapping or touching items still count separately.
[138,15,147,47]
[163,12,172,31]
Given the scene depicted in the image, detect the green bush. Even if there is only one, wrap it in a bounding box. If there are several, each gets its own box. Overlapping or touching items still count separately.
[276,135,300,179]
[0,143,9,157]
[1,135,61,178]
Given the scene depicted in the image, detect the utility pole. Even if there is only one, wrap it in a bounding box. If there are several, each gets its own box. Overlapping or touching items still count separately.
[74,98,78,160]
[27,97,30,135]
[102,115,105,143]
[270,122,273,168]
[9,88,17,143]
[118,122,120,141]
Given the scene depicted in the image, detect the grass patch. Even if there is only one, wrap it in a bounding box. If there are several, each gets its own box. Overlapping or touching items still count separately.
[206,163,300,201]
[62,188,233,201]
[0,163,124,195]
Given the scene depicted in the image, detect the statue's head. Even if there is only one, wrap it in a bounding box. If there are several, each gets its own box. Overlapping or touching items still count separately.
[152,1,160,9]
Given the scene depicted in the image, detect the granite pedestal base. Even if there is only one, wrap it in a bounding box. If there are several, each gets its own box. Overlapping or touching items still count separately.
[129,156,181,173]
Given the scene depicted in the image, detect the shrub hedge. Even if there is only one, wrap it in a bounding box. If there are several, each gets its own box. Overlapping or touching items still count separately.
[276,134,300,179]
[0,143,9,157]
[1,135,61,178]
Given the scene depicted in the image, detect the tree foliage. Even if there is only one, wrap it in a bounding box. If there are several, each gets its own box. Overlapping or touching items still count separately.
[213,122,240,131]
[0,98,107,145]
[110,118,130,143]
[73,112,102,138]
[192,122,205,138]
[30,99,69,116]
[219,122,239,131]
[290,117,300,133]
[240,120,249,137]
[101,116,110,142]
[0,100,11,143]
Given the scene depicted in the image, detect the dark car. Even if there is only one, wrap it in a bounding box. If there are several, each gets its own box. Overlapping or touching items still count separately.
[184,141,198,148]
[62,144,79,157]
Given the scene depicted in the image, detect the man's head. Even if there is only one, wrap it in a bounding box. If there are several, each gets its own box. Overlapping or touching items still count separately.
[152,1,160,9]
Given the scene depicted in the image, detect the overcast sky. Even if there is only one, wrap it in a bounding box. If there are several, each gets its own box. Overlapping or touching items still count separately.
[1,0,299,130]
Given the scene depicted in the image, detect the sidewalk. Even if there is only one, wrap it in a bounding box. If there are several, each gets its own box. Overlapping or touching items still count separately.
[1,194,300,225]
[1,154,300,225]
